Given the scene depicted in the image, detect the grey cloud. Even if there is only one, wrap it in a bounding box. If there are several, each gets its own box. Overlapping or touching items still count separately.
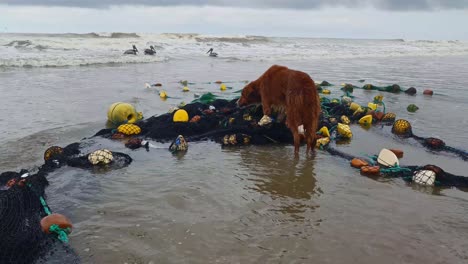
[1,0,467,10]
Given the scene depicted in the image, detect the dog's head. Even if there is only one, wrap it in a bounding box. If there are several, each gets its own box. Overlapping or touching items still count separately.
[237,82,261,107]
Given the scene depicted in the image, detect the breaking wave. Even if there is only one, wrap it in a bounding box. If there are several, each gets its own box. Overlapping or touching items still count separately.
[1,32,468,68]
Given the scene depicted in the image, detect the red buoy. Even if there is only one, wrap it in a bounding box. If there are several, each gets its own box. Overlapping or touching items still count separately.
[389,149,404,159]
[423,89,433,96]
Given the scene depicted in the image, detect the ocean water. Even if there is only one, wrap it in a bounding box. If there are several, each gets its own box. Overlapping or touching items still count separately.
[1,33,468,263]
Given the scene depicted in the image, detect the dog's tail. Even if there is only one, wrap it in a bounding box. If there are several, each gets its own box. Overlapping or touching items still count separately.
[287,74,321,151]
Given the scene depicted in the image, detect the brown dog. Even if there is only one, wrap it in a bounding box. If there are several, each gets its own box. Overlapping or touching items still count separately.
[238,65,321,154]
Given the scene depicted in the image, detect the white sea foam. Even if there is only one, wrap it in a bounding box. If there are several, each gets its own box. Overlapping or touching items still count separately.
[1,32,467,68]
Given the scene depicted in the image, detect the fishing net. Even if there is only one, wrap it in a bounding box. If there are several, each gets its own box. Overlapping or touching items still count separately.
[391,119,468,161]
[0,171,80,264]
[1,142,132,263]
[95,98,294,146]
[1,79,467,263]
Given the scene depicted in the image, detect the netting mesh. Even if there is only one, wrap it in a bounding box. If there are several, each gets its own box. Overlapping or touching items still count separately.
[0,172,79,264]
[0,142,132,263]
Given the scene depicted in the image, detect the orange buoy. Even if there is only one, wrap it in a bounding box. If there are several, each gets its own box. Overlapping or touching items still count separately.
[360,166,380,176]
[373,111,384,121]
[350,158,369,168]
[214,80,223,84]
[190,115,201,123]
[423,89,433,96]
[40,213,73,234]
[111,132,127,140]
[6,179,17,188]
[389,149,404,159]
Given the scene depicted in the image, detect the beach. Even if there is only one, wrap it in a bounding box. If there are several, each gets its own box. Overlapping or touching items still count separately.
[1,33,468,263]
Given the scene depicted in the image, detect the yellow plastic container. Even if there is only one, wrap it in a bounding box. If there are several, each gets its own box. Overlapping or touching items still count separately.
[367,103,378,111]
[173,109,189,122]
[107,102,143,125]
[358,115,373,125]
[349,102,361,111]
[318,126,330,138]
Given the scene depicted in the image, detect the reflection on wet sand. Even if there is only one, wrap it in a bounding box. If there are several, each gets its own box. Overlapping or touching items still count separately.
[235,146,321,221]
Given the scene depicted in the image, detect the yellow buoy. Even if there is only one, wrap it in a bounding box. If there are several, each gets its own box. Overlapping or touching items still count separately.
[316,137,330,148]
[367,103,378,111]
[220,84,227,91]
[159,91,168,98]
[337,123,353,139]
[173,109,189,122]
[374,95,384,104]
[382,112,396,122]
[318,126,330,138]
[44,146,64,162]
[117,124,141,135]
[358,115,373,125]
[322,89,331,94]
[182,86,190,92]
[107,102,143,125]
[340,115,350,125]
[349,102,361,111]
[353,107,364,117]
[391,119,412,136]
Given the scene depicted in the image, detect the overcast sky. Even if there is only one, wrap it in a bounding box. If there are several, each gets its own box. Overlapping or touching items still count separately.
[1,0,467,39]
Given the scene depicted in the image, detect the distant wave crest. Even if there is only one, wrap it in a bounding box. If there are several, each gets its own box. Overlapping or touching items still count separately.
[1,32,468,68]
[109,32,140,38]
[5,40,33,47]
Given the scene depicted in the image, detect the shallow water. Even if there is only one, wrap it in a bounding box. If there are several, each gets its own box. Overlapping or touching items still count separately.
[1,54,468,263]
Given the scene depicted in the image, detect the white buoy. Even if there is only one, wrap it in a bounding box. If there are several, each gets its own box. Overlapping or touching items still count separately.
[377,148,399,167]
[413,170,436,186]
[258,115,273,126]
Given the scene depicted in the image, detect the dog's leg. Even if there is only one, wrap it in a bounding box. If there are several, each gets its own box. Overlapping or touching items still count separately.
[290,125,300,155]
[306,132,312,154]
[259,99,273,126]
[304,123,317,154]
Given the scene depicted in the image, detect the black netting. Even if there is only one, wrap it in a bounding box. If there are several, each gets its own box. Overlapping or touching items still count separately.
[67,151,132,170]
[0,173,79,264]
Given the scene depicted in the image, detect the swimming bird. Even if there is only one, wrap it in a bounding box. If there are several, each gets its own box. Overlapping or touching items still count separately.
[124,45,138,55]
[207,48,218,57]
[144,45,156,55]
